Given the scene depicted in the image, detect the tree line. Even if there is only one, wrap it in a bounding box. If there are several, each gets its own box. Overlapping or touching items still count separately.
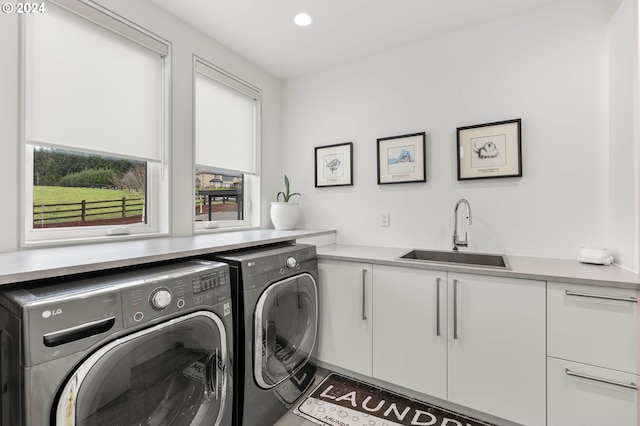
[34,148,145,192]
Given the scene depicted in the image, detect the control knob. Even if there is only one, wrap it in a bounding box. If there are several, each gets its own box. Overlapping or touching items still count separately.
[286,256,298,269]
[150,288,172,310]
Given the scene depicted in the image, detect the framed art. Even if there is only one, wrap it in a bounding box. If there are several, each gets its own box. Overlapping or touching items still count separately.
[377,132,426,184]
[315,142,353,187]
[457,119,522,180]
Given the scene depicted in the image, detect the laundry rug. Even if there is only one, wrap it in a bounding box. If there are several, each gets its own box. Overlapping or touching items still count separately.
[295,373,496,426]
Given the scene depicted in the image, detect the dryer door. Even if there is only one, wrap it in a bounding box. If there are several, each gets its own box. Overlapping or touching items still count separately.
[254,272,318,389]
[55,311,229,426]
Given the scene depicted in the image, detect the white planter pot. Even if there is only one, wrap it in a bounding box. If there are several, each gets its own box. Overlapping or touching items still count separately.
[270,202,300,230]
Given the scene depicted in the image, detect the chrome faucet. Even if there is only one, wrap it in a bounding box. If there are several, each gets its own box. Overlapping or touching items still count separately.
[453,199,472,251]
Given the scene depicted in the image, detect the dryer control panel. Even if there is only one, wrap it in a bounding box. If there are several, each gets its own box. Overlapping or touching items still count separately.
[232,244,318,291]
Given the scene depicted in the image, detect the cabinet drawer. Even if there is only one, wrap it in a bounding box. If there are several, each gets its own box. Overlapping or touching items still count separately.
[547,282,637,373]
[548,357,638,426]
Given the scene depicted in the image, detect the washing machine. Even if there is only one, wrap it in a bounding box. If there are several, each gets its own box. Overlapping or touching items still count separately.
[0,259,233,426]
[212,243,318,426]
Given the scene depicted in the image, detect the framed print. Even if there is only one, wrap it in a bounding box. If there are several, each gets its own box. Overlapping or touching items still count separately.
[377,132,426,184]
[315,142,353,187]
[457,119,522,180]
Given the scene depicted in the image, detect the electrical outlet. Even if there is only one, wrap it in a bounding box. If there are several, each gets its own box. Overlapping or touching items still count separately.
[381,212,390,227]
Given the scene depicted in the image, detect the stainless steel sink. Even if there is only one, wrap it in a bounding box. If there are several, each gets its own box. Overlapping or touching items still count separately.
[398,249,511,269]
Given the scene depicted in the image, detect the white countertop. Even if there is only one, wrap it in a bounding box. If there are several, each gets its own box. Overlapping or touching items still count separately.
[0,229,335,285]
[317,244,640,290]
[2,234,639,290]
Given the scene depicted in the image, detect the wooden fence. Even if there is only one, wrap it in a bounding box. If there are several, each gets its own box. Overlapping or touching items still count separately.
[33,197,144,226]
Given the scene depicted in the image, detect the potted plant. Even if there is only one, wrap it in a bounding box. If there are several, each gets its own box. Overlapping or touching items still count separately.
[270,175,301,230]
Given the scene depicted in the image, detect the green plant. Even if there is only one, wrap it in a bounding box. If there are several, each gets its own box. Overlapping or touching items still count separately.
[59,168,116,187]
[276,174,301,202]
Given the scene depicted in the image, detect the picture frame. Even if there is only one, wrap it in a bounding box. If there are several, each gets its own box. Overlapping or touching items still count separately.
[315,142,354,187]
[377,132,426,184]
[456,119,522,180]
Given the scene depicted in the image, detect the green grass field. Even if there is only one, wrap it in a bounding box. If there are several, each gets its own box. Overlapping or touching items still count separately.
[34,186,141,205]
[32,186,239,225]
[33,186,144,224]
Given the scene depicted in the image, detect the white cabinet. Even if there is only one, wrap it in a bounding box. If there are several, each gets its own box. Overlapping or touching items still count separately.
[316,259,372,376]
[317,255,640,426]
[368,266,545,426]
[547,282,638,373]
[372,265,447,399]
[547,282,639,426]
[447,273,546,426]
[548,357,638,426]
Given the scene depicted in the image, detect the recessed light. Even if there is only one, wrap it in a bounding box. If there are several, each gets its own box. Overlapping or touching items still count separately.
[294,12,313,27]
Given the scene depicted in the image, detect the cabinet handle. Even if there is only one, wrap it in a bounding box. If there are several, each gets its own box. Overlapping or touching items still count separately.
[565,290,637,304]
[362,269,367,321]
[436,277,441,336]
[565,368,638,391]
[453,279,458,339]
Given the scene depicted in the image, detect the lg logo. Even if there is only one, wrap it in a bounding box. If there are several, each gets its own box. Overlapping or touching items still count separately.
[41,308,62,319]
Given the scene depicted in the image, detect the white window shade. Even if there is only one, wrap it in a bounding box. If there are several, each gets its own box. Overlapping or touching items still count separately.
[195,65,257,174]
[25,3,164,162]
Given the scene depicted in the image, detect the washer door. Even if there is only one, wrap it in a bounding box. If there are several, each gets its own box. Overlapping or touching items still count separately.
[55,311,229,426]
[254,272,318,389]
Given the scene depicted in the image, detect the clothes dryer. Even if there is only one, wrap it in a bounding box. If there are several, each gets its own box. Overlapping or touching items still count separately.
[212,243,318,426]
[0,260,233,426]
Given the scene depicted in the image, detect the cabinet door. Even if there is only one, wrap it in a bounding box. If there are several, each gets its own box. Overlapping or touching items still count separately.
[448,273,546,426]
[548,357,638,426]
[372,265,447,399]
[316,259,372,376]
[548,282,638,374]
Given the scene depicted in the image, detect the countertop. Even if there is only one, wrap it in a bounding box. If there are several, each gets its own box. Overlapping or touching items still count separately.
[2,234,639,290]
[317,244,640,290]
[0,229,335,286]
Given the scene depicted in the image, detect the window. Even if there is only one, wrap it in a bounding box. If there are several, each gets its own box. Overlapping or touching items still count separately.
[22,0,169,244]
[31,147,147,229]
[193,58,261,230]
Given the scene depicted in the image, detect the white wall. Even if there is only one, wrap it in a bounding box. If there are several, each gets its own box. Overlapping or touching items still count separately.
[0,14,19,253]
[0,0,282,253]
[283,0,625,260]
[609,0,639,272]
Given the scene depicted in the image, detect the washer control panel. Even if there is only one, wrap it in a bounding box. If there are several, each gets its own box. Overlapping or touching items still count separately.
[121,261,229,328]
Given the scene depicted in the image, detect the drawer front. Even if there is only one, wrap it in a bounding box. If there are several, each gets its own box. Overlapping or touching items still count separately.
[548,357,638,426]
[547,282,638,373]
